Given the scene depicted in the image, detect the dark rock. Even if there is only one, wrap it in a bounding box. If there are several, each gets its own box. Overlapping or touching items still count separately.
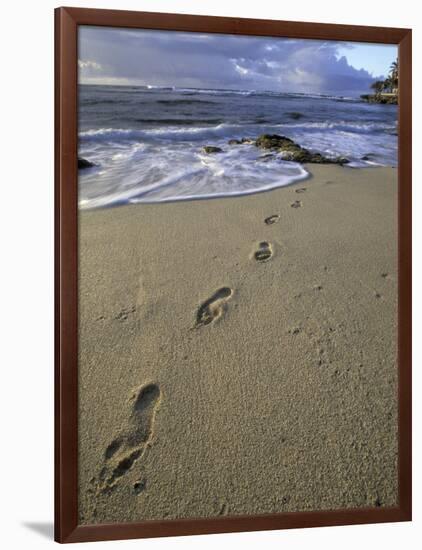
[78,157,95,169]
[257,153,276,162]
[255,134,296,150]
[228,137,254,145]
[286,111,304,120]
[337,156,349,165]
[202,146,223,154]
[255,134,349,165]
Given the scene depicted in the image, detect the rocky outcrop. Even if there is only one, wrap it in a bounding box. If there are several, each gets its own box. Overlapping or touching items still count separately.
[78,157,95,169]
[360,93,397,105]
[202,146,223,154]
[254,134,349,165]
[255,134,296,150]
[207,134,348,164]
[228,138,254,145]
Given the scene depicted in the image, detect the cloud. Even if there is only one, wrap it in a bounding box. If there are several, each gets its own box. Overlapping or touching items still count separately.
[78,59,103,80]
[78,27,388,96]
[78,60,102,70]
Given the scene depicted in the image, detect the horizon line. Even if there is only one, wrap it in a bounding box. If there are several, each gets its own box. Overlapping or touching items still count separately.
[78,82,363,98]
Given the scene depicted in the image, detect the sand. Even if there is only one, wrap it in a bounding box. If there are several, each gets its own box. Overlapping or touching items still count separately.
[78,165,398,524]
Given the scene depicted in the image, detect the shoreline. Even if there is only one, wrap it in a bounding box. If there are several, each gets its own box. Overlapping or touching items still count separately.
[78,164,396,210]
[78,164,398,524]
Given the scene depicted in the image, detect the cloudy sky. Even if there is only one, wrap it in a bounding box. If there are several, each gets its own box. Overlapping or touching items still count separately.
[78,26,397,96]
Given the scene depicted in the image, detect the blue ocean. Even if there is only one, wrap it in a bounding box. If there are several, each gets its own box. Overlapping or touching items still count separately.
[78,84,397,209]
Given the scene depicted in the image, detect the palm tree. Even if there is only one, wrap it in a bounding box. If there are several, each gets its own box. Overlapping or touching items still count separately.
[362,58,398,103]
[389,59,398,92]
[371,80,385,95]
[383,77,392,93]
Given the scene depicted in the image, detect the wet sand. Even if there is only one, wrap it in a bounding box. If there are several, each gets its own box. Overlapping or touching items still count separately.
[78,165,398,524]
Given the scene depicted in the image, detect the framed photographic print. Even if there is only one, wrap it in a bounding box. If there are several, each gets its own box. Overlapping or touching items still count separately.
[55,7,412,543]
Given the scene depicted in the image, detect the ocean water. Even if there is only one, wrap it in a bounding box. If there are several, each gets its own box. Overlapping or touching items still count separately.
[78,85,398,209]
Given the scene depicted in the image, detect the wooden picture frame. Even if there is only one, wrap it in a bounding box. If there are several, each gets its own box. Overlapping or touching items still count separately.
[55,6,412,543]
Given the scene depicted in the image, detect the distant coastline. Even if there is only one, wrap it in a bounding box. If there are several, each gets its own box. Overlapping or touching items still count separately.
[361,58,398,105]
[360,93,398,105]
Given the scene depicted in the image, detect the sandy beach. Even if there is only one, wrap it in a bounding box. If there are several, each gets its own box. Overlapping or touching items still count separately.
[78,165,398,524]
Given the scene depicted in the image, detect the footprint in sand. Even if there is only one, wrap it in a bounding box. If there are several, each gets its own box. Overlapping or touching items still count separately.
[97,383,161,493]
[264,214,280,225]
[295,188,307,194]
[114,305,136,321]
[196,287,233,328]
[254,241,273,262]
[291,200,302,208]
[133,477,147,495]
